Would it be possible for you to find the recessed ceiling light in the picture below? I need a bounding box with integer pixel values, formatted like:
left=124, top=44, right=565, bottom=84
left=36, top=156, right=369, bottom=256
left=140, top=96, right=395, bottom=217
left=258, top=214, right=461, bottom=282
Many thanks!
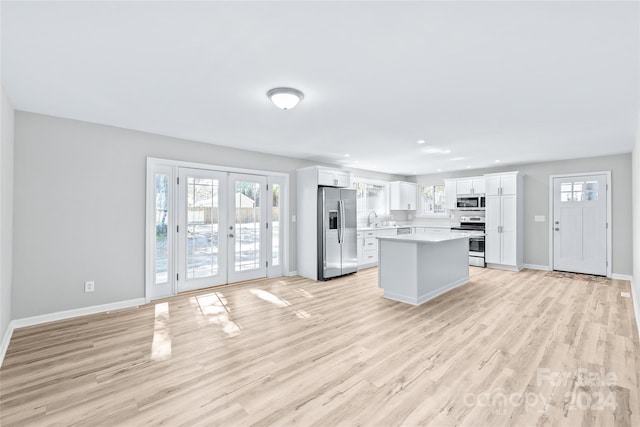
left=466, top=166, right=471, bottom=169
left=267, top=87, right=304, bottom=110
left=412, top=171, right=417, bottom=174
left=494, top=160, right=501, bottom=163
left=417, top=140, right=426, bottom=144
left=345, top=154, right=350, bottom=157
left=450, top=157, right=464, bottom=161
left=422, top=147, right=451, bottom=155
left=437, top=169, right=442, bottom=172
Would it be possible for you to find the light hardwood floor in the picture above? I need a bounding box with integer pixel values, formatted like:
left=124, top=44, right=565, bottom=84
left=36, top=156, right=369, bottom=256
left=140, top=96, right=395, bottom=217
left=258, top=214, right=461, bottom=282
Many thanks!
left=1, top=267, right=638, bottom=426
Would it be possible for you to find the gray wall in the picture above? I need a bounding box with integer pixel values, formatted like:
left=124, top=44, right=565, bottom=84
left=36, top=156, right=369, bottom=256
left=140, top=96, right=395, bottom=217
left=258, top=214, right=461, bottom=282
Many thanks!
left=12, top=111, right=403, bottom=318
left=414, top=154, right=633, bottom=275
left=1, top=87, right=15, bottom=340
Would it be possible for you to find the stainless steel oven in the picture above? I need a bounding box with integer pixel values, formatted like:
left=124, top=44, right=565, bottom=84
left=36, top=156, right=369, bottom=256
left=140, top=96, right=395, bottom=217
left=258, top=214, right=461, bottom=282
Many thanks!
left=451, top=215, right=485, bottom=267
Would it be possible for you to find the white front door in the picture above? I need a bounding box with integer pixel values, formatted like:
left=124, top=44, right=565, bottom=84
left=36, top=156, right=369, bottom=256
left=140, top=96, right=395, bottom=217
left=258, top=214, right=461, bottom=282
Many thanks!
left=227, top=173, right=267, bottom=283
left=178, top=169, right=228, bottom=292
left=553, top=174, right=607, bottom=275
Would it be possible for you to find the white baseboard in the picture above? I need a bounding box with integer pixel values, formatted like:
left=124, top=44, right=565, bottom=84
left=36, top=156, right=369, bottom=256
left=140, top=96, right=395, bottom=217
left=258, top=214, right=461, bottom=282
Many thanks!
left=611, top=273, right=633, bottom=281
left=285, top=271, right=297, bottom=277
left=522, top=264, right=551, bottom=271
left=383, top=276, right=470, bottom=306
left=486, top=263, right=521, bottom=272
left=631, top=278, right=640, bottom=344
left=0, top=321, right=15, bottom=368
left=0, top=298, right=146, bottom=368
left=11, top=298, right=146, bottom=329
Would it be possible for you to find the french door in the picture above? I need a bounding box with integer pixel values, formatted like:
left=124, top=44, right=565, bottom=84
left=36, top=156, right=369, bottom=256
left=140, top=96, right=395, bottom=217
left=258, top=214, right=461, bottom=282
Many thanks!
left=146, top=166, right=286, bottom=299
left=227, top=173, right=267, bottom=283
left=147, top=162, right=286, bottom=300
left=177, top=169, right=228, bottom=292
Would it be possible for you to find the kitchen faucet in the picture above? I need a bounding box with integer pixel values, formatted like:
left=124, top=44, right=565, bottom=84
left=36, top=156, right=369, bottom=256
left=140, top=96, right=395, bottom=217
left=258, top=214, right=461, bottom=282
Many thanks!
left=367, top=210, right=378, bottom=227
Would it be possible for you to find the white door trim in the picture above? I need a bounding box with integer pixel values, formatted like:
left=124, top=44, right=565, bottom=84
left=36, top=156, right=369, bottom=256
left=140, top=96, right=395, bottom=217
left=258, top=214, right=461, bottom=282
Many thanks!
left=145, top=158, right=290, bottom=303
left=548, top=170, right=612, bottom=277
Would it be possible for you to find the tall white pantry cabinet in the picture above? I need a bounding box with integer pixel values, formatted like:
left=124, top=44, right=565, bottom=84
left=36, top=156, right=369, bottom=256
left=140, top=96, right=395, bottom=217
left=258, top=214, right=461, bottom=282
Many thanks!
left=484, top=171, right=524, bottom=270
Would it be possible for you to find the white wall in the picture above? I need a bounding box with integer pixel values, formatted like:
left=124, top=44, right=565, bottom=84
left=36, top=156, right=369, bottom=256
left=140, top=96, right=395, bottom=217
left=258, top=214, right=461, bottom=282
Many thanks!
left=12, top=112, right=404, bottom=319
left=0, top=87, right=15, bottom=342
left=414, top=154, right=633, bottom=275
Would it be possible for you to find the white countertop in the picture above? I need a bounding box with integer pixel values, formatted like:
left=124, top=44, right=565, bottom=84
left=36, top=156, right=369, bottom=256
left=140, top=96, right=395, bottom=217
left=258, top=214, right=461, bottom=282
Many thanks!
left=358, top=225, right=450, bottom=232
left=376, top=232, right=470, bottom=243
left=358, top=226, right=404, bottom=231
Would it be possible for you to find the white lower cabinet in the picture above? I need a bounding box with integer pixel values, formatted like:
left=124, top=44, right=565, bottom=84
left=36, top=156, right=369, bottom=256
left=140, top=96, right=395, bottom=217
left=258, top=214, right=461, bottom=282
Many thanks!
left=358, top=228, right=397, bottom=268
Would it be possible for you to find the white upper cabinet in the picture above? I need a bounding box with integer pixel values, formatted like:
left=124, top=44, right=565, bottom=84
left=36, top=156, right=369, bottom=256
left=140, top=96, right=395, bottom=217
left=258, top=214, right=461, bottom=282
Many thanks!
left=444, top=180, right=457, bottom=210
left=317, top=168, right=351, bottom=188
left=486, top=172, right=517, bottom=196
left=456, top=178, right=472, bottom=195
left=472, top=178, right=486, bottom=194
left=456, top=177, right=485, bottom=195
left=390, top=181, right=417, bottom=210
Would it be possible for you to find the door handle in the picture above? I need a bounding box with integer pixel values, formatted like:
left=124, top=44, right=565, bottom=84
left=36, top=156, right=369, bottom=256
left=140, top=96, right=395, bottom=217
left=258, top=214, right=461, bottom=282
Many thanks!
left=554, top=228, right=559, bottom=231
left=229, top=233, right=234, bottom=238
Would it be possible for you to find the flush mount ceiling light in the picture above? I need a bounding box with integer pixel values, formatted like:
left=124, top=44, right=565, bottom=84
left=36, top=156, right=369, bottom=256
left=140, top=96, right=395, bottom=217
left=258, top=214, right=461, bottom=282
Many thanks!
left=267, top=87, right=304, bottom=110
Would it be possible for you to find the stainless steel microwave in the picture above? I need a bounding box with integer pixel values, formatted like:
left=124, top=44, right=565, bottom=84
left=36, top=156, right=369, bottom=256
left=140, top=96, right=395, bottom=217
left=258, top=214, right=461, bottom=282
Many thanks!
left=456, top=196, right=485, bottom=210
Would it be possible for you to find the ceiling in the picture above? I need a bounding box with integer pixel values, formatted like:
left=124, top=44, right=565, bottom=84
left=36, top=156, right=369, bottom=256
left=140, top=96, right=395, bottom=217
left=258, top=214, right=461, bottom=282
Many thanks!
left=2, top=1, right=638, bottom=175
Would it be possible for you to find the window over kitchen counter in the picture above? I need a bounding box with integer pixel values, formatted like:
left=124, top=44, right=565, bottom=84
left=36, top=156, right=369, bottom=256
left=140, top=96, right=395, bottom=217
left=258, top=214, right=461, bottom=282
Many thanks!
left=418, top=184, right=447, bottom=215
left=353, top=177, right=389, bottom=218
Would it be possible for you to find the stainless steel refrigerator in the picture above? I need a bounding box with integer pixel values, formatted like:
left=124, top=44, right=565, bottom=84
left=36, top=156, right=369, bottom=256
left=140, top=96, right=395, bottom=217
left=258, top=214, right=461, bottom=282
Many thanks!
left=317, top=187, right=358, bottom=280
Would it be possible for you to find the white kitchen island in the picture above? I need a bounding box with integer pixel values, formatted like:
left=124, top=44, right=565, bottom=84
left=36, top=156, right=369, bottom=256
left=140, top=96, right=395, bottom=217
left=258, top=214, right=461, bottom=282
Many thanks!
left=377, top=233, right=470, bottom=305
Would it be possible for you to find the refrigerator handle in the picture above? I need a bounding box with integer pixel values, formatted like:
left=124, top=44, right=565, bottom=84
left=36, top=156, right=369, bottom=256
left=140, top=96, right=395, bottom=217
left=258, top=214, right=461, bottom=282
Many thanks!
left=337, top=200, right=343, bottom=244
left=341, top=200, right=346, bottom=244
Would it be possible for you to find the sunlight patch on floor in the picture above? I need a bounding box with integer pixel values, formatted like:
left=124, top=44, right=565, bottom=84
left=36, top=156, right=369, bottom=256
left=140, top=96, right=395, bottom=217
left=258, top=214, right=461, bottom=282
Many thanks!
left=250, top=288, right=312, bottom=320
left=192, top=293, right=242, bottom=337
left=151, top=302, right=172, bottom=361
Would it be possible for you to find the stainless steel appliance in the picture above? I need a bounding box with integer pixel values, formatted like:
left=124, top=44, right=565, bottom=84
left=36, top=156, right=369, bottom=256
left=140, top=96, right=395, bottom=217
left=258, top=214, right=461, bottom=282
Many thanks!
left=456, top=195, right=485, bottom=210
left=318, top=187, right=358, bottom=280
left=451, top=215, right=486, bottom=267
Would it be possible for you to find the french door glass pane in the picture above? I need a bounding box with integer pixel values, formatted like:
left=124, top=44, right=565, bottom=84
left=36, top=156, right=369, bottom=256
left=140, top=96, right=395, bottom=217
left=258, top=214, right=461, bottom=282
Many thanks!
left=272, top=184, right=280, bottom=266
left=235, top=181, right=261, bottom=271
left=155, top=174, right=169, bottom=284
left=187, top=177, right=219, bottom=279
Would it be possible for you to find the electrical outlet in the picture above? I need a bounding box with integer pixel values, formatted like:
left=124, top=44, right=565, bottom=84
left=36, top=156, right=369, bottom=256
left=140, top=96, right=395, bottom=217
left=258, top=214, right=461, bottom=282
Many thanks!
left=621, top=291, right=630, bottom=298
left=84, top=281, right=95, bottom=293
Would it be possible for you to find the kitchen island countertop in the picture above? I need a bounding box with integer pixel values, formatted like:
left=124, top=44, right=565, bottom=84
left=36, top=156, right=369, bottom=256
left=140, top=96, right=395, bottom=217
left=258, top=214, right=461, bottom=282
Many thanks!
left=376, top=232, right=469, bottom=243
